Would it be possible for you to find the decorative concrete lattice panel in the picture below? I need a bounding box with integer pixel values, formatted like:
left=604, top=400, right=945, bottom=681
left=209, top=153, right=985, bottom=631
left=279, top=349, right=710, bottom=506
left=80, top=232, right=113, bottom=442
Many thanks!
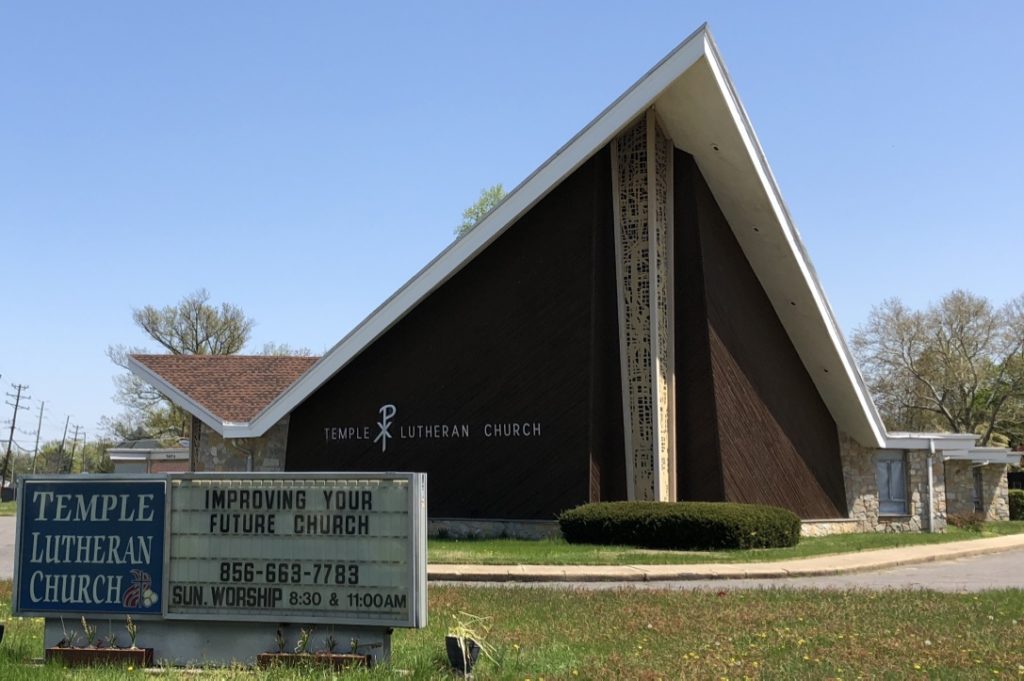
left=652, top=119, right=674, bottom=501
left=611, top=109, right=674, bottom=501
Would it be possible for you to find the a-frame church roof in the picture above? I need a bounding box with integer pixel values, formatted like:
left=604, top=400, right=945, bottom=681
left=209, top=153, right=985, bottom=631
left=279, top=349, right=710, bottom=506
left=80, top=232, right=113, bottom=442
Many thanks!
left=131, top=25, right=894, bottom=447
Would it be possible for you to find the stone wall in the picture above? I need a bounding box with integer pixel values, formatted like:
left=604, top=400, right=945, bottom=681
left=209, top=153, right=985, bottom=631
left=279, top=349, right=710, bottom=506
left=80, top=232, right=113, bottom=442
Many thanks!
left=195, top=416, right=291, bottom=472
left=837, top=432, right=878, bottom=531
left=987, top=465, right=1011, bottom=521
left=944, top=461, right=1010, bottom=521
left=800, top=519, right=861, bottom=538
left=837, top=432, right=946, bottom=533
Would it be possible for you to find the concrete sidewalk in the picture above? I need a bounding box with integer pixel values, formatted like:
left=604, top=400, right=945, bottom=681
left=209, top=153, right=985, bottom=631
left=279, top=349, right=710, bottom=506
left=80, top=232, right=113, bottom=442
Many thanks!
left=427, top=533, right=1024, bottom=583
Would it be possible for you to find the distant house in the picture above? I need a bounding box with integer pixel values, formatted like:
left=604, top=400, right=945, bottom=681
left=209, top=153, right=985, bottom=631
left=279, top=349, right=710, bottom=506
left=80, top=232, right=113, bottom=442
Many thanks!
left=128, top=26, right=1019, bottom=535
left=107, top=438, right=190, bottom=474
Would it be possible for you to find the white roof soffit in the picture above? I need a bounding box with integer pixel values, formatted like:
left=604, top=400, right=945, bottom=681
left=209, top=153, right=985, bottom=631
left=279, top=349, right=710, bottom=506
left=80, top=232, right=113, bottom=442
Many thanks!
left=169, top=25, right=888, bottom=445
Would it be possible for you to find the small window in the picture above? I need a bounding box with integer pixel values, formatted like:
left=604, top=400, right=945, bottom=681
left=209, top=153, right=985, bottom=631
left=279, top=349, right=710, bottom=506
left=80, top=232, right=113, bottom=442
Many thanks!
left=876, top=451, right=908, bottom=515
left=972, top=467, right=984, bottom=513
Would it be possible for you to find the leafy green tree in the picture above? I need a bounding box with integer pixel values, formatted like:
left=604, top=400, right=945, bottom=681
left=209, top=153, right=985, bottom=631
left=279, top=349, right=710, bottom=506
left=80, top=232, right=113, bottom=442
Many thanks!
left=33, top=441, right=69, bottom=474
left=852, top=290, right=1024, bottom=444
left=455, top=184, right=506, bottom=237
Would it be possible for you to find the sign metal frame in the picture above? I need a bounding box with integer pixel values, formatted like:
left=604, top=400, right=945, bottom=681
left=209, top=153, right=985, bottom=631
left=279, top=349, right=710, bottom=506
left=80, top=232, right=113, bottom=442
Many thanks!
left=13, top=472, right=427, bottom=630
left=162, top=471, right=427, bottom=628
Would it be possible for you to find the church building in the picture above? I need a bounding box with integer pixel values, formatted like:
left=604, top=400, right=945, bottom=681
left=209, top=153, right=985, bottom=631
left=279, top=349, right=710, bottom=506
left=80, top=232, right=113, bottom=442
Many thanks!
left=130, top=26, right=1019, bottom=536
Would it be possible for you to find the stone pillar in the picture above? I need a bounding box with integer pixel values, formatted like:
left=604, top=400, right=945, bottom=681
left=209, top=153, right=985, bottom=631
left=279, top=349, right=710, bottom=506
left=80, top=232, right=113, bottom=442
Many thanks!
left=195, top=416, right=291, bottom=472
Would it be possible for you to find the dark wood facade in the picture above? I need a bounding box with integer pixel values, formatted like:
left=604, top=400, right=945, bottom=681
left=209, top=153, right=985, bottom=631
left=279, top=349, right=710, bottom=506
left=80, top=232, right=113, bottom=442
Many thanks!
left=673, top=150, right=846, bottom=518
left=285, top=148, right=625, bottom=520
left=285, top=145, right=846, bottom=521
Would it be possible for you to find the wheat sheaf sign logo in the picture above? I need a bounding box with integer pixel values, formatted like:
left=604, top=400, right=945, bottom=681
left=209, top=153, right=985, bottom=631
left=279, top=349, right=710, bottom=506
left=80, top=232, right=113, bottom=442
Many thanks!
left=323, top=403, right=543, bottom=453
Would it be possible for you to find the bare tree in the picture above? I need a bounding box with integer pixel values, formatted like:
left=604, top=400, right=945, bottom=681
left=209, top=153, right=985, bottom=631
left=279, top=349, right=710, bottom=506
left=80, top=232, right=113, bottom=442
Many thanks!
left=106, top=289, right=255, bottom=440
left=132, top=288, right=253, bottom=355
left=853, top=290, right=1024, bottom=445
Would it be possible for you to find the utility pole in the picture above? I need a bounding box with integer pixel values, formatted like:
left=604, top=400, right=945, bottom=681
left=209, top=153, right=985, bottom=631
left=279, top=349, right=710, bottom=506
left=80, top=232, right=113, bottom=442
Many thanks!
left=2, top=383, right=30, bottom=488
left=67, top=424, right=81, bottom=474
left=56, top=416, right=69, bottom=475
left=31, top=400, right=44, bottom=473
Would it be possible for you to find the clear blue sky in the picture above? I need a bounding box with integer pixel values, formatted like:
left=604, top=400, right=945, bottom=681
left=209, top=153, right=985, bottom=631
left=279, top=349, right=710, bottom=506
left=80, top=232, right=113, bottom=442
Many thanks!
left=2, top=2, right=1022, bottom=446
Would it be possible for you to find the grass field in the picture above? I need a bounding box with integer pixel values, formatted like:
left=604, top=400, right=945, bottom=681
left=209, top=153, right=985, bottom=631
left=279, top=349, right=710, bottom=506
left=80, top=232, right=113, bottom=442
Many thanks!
left=428, top=521, right=1024, bottom=565
left=0, top=501, right=15, bottom=517
left=2, top=580, right=1023, bottom=679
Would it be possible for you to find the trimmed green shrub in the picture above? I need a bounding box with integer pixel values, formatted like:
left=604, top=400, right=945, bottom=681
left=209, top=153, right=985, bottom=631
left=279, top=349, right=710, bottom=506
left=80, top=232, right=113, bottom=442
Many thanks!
left=558, top=501, right=801, bottom=550
left=1009, top=489, right=1024, bottom=521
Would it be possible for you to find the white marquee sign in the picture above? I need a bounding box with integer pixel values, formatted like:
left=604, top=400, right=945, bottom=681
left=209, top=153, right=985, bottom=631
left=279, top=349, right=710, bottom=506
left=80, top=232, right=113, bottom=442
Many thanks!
left=165, top=473, right=426, bottom=627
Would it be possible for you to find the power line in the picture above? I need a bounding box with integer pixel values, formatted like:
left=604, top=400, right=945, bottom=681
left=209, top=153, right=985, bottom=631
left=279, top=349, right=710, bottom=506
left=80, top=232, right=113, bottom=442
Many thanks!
left=1, top=383, right=30, bottom=487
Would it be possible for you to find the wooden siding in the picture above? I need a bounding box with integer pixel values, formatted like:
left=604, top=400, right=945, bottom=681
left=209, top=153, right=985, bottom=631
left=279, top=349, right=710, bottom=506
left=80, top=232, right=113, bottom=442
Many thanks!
left=672, top=151, right=724, bottom=502
left=285, top=148, right=623, bottom=520
left=674, top=150, right=846, bottom=518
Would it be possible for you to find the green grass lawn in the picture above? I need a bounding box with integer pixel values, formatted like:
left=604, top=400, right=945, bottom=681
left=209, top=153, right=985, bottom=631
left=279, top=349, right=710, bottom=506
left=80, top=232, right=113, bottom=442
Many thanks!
left=0, top=501, right=15, bottom=517
left=2, top=580, right=1023, bottom=679
left=428, top=521, right=1024, bottom=565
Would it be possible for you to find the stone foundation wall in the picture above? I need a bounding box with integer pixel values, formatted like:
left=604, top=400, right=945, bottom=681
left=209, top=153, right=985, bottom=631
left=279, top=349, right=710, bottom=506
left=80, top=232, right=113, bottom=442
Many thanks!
left=838, top=432, right=946, bottom=533
left=196, top=416, right=291, bottom=472
left=800, top=519, right=862, bottom=538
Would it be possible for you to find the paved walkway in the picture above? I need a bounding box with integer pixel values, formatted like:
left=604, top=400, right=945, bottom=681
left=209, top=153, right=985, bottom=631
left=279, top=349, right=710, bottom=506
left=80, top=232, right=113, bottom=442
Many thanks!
left=427, top=533, right=1024, bottom=583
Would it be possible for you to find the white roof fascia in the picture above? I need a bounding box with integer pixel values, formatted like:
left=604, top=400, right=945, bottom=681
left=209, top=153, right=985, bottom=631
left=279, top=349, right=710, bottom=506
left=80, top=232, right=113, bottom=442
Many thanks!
left=884, top=433, right=980, bottom=450
left=240, top=26, right=711, bottom=439
left=107, top=451, right=148, bottom=461
left=941, top=449, right=1022, bottom=466
left=127, top=356, right=228, bottom=436
left=698, top=34, right=888, bottom=448
left=108, top=447, right=189, bottom=461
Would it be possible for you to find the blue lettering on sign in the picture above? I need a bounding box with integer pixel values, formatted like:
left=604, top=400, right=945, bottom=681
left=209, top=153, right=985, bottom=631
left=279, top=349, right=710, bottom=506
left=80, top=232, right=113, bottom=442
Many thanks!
left=16, top=479, right=166, bottom=616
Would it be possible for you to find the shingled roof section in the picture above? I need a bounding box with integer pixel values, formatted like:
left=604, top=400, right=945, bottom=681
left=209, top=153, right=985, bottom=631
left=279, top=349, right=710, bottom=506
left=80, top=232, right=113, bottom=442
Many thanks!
left=130, top=355, right=319, bottom=423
